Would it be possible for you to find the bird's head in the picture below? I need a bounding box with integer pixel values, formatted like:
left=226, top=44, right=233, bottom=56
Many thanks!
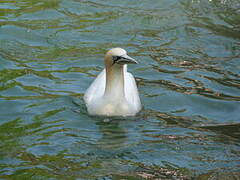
left=104, top=48, right=138, bottom=68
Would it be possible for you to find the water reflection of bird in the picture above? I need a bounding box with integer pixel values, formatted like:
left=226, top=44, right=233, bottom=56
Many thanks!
left=84, top=48, right=141, bottom=116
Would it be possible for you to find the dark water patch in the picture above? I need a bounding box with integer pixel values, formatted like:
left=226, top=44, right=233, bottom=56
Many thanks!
left=198, top=123, right=240, bottom=142
left=138, top=77, right=240, bottom=101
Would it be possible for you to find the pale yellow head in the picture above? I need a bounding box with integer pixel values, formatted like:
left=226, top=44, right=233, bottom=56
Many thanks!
left=104, top=48, right=138, bottom=69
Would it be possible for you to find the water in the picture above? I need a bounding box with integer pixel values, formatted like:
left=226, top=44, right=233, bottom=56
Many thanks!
left=0, top=0, right=240, bottom=179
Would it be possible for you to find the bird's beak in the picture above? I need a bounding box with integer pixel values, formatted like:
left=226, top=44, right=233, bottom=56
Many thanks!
left=117, top=54, right=138, bottom=65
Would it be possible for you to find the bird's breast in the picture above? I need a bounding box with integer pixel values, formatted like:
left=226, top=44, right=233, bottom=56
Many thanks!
left=87, top=97, right=136, bottom=116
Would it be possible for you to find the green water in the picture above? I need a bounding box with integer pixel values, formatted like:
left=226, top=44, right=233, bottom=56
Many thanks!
left=0, top=0, right=240, bottom=179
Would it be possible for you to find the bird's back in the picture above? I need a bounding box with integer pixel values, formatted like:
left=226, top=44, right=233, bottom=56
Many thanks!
left=83, top=69, right=106, bottom=105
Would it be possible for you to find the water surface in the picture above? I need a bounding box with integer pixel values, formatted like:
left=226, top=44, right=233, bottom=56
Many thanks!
left=0, top=0, right=240, bottom=179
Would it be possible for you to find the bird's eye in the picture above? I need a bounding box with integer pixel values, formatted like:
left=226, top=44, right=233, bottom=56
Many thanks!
left=112, top=56, right=122, bottom=62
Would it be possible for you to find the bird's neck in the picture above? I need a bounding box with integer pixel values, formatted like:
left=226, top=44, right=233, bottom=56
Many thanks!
left=104, top=65, right=125, bottom=98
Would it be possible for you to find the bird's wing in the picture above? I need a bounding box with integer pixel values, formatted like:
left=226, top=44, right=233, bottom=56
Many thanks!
left=124, top=71, right=142, bottom=112
left=84, top=69, right=106, bottom=104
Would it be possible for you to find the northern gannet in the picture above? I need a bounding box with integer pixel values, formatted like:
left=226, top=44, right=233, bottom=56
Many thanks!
left=84, top=48, right=141, bottom=116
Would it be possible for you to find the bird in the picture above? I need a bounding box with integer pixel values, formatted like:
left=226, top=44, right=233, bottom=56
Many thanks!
left=84, top=47, right=141, bottom=116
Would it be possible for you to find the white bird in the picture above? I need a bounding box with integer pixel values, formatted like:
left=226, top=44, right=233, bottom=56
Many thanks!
left=84, top=48, right=141, bottom=116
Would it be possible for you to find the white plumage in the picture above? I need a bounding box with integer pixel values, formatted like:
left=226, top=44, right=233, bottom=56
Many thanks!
left=84, top=48, right=141, bottom=116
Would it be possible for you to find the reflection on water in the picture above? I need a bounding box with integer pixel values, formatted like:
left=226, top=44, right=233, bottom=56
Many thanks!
left=0, top=0, right=240, bottom=179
